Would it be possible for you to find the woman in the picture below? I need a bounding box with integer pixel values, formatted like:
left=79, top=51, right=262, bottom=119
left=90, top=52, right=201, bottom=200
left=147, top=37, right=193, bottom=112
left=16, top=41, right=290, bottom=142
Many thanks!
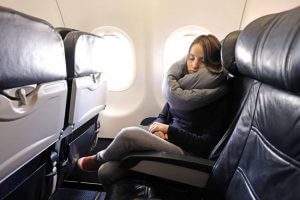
left=77, top=34, right=228, bottom=185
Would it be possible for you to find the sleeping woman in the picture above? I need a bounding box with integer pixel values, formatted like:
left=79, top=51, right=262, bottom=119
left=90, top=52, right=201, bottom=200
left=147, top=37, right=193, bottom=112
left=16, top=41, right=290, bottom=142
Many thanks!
left=77, top=34, right=228, bottom=185
left=154, top=34, right=228, bottom=155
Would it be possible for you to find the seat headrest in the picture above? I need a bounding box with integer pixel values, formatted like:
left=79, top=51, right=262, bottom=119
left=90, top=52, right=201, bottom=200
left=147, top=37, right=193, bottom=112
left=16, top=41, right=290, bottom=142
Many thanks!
left=63, top=31, right=103, bottom=78
left=221, top=30, right=241, bottom=76
left=236, top=6, right=300, bottom=93
left=0, top=6, right=67, bottom=90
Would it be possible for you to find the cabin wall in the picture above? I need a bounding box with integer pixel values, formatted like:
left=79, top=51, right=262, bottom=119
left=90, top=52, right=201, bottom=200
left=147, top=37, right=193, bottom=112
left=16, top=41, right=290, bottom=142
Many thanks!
left=0, top=0, right=64, bottom=27
left=241, top=0, right=300, bottom=28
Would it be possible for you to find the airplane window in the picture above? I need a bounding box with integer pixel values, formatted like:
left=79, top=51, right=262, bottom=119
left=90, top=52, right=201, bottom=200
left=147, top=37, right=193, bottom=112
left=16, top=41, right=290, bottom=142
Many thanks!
left=93, top=26, right=135, bottom=91
left=163, top=26, right=210, bottom=74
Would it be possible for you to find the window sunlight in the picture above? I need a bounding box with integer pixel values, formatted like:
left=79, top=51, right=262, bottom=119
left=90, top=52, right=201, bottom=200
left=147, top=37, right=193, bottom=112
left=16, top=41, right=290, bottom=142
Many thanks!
left=93, top=26, right=135, bottom=91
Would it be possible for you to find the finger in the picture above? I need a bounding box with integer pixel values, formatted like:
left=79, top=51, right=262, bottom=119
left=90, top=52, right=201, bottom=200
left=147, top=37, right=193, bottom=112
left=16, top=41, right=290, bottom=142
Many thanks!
left=148, top=123, right=155, bottom=132
left=149, top=126, right=156, bottom=133
left=156, top=131, right=165, bottom=139
left=165, top=133, right=168, bottom=140
left=158, top=131, right=164, bottom=138
left=153, top=132, right=160, bottom=137
left=160, top=133, right=166, bottom=139
left=156, top=131, right=167, bottom=140
left=150, top=124, right=159, bottom=133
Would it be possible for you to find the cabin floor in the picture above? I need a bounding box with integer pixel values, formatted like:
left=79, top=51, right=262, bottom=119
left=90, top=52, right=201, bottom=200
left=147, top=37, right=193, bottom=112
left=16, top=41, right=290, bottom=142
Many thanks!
left=51, top=138, right=112, bottom=200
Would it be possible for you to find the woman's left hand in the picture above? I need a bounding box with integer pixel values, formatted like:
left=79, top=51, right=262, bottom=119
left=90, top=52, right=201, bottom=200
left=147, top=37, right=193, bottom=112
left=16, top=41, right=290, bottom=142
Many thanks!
left=149, top=122, right=169, bottom=134
left=153, top=131, right=168, bottom=140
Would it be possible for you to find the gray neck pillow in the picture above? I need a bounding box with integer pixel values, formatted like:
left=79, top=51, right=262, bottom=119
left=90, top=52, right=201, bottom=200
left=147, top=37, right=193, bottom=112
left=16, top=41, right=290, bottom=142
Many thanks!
left=162, top=57, right=228, bottom=111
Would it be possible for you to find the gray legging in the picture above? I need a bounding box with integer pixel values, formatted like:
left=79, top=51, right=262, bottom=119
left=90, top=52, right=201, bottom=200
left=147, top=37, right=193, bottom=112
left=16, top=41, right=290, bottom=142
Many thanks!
left=96, top=126, right=184, bottom=185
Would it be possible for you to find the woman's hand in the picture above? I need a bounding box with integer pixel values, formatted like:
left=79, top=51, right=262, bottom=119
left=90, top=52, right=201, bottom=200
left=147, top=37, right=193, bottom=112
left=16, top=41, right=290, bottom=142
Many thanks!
left=153, top=131, right=168, bottom=140
left=149, top=122, right=169, bottom=139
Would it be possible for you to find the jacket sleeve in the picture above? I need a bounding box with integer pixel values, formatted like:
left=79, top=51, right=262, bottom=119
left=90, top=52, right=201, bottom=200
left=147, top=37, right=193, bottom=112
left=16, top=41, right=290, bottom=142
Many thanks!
left=167, top=96, right=229, bottom=157
left=167, top=126, right=216, bottom=157
left=155, top=103, right=172, bottom=124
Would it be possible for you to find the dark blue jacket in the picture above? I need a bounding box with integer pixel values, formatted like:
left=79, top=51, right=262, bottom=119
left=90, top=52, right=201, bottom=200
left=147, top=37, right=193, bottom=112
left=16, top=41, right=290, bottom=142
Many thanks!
left=156, top=95, right=228, bottom=157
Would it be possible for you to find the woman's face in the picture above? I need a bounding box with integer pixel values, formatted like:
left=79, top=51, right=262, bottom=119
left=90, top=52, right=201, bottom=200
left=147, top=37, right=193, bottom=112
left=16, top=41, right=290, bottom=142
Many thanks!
left=187, top=43, right=206, bottom=74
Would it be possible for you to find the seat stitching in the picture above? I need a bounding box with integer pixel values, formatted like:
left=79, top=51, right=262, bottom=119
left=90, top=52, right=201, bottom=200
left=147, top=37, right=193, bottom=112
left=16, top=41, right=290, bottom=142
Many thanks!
left=236, top=167, right=260, bottom=200
left=251, top=126, right=300, bottom=169
left=223, top=82, right=262, bottom=195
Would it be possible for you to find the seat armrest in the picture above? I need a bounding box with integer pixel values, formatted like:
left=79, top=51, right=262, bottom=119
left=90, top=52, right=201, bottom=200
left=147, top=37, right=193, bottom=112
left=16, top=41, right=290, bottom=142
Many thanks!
left=140, top=117, right=157, bottom=126
left=119, top=151, right=214, bottom=188
left=120, top=151, right=214, bottom=173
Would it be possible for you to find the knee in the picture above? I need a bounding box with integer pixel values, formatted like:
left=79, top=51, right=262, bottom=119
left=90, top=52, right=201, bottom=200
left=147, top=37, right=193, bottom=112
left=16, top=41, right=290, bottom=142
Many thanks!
left=117, top=126, right=141, bottom=141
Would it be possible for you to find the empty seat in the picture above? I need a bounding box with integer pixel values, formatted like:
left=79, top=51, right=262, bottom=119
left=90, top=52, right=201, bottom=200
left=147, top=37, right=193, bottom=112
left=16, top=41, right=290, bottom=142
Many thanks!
left=56, top=31, right=107, bottom=180
left=0, top=6, right=67, bottom=199
left=63, top=31, right=106, bottom=131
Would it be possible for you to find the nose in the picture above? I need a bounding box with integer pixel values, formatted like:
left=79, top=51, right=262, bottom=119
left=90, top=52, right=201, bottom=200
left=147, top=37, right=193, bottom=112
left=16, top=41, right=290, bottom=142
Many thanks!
left=192, top=59, right=200, bottom=69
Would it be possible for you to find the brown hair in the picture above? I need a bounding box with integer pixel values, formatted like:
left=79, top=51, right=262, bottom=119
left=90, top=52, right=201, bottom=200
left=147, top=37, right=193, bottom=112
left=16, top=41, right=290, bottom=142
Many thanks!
left=188, top=34, right=223, bottom=73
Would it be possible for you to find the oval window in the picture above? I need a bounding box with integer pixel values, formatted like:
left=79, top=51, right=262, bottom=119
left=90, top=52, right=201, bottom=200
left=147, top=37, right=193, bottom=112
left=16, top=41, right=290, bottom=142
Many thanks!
left=93, top=26, right=136, bottom=91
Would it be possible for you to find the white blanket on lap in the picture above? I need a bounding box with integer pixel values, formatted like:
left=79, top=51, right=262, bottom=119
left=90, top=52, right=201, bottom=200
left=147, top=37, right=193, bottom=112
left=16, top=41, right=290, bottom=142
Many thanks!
left=162, top=57, right=228, bottom=111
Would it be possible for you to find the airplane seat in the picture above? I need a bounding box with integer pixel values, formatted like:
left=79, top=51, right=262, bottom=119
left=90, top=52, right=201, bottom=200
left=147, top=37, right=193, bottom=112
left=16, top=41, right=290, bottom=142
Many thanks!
left=208, top=30, right=256, bottom=160
left=0, top=6, right=67, bottom=200
left=205, top=6, right=300, bottom=199
left=56, top=31, right=107, bottom=182
left=106, top=6, right=300, bottom=199
left=103, top=31, right=256, bottom=199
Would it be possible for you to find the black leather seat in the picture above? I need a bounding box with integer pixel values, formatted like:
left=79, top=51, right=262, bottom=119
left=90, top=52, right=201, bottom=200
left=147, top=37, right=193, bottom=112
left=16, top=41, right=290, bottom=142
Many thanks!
left=205, top=6, right=300, bottom=199
left=208, top=30, right=255, bottom=160
left=106, top=6, right=300, bottom=200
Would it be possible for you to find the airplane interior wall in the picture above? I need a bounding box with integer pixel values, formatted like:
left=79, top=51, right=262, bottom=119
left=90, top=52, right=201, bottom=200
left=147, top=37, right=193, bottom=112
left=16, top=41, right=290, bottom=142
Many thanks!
left=0, top=0, right=299, bottom=138
left=0, top=0, right=64, bottom=26
left=241, top=0, right=300, bottom=28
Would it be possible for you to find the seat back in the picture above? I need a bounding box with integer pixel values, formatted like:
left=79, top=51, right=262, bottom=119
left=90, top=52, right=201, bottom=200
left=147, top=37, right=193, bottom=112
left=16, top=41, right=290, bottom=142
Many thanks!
left=55, top=31, right=107, bottom=180
left=208, top=30, right=255, bottom=160
left=63, top=31, right=107, bottom=131
left=0, top=6, right=67, bottom=199
left=206, top=6, right=300, bottom=200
